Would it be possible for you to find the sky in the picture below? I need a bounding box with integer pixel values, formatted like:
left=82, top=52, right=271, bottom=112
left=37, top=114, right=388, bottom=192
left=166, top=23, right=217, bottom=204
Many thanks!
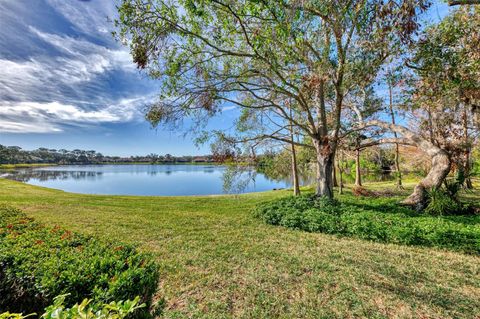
left=0, top=0, right=452, bottom=156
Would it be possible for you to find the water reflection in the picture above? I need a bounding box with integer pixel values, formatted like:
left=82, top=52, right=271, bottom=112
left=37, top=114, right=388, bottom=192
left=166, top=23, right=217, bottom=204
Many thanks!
left=0, top=165, right=289, bottom=196
left=4, top=169, right=103, bottom=183
left=0, top=164, right=409, bottom=196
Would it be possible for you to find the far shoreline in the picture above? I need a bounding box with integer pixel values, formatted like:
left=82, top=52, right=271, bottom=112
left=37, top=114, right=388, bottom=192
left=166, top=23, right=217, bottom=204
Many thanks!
left=0, top=162, right=230, bottom=169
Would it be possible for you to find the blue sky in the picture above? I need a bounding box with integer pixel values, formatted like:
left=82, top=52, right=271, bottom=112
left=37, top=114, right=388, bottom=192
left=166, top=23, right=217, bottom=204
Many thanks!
left=0, top=0, right=451, bottom=156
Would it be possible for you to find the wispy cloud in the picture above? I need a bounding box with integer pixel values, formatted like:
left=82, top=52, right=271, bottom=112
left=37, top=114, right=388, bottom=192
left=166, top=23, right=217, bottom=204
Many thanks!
left=222, top=105, right=237, bottom=112
left=46, top=0, right=118, bottom=37
left=30, top=27, right=135, bottom=73
left=0, top=0, right=155, bottom=134
left=0, top=97, right=155, bottom=133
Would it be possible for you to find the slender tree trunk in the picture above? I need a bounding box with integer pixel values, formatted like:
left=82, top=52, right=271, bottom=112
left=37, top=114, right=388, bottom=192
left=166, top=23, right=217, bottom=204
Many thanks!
left=250, top=146, right=257, bottom=162
left=394, top=143, right=403, bottom=189
left=289, top=119, right=300, bottom=196
left=333, top=162, right=338, bottom=187
left=463, top=105, right=473, bottom=189
left=355, top=148, right=362, bottom=187
left=338, top=153, right=344, bottom=195
left=388, top=81, right=403, bottom=189
left=290, top=142, right=300, bottom=195
left=313, top=139, right=334, bottom=199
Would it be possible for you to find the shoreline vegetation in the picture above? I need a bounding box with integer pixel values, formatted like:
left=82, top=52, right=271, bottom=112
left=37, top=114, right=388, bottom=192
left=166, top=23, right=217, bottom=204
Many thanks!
left=0, top=162, right=226, bottom=169
left=0, top=178, right=479, bottom=318
left=0, top=144, right=221, bottom=168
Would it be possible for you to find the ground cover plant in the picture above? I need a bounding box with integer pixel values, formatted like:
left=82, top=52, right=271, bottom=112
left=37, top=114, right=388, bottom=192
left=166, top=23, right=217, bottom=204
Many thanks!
left=0, top=179, right=479, bottom=318
left=0, top=295, right=144, bottom=319
left=0, top=205, right=159, bottom=317
left=254, top=192, right=480, bottom=254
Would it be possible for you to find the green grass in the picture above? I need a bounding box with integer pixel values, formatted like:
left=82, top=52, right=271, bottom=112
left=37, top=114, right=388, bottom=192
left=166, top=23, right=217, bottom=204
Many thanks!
left=0, top=178, right=479, bottom=318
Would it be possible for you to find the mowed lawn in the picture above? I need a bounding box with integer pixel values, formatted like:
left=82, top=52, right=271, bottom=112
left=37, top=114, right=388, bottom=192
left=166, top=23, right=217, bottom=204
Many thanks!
left=0, top=178, right=479, bottom=318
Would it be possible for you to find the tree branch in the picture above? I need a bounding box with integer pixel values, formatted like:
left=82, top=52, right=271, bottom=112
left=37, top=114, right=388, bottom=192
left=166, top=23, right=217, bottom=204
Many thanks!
left=448, top=0, right=480, bottom=6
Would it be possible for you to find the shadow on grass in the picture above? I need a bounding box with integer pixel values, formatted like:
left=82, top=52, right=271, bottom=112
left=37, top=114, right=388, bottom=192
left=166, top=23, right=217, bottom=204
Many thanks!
left=340, top=192, right=480, bottom=227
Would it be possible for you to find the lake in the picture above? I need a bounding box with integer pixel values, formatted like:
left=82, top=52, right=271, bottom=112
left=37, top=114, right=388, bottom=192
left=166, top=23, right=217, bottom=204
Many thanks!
left=1, top=164, right=290, bottom=196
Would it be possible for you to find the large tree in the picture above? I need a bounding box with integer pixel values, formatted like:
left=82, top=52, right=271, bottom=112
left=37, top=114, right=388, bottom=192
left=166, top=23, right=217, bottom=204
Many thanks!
left=412, top=5, right=479, bottom=184
left=116, top=0, right=429, bottom=198
left=353, top=5, right=479, bottom=206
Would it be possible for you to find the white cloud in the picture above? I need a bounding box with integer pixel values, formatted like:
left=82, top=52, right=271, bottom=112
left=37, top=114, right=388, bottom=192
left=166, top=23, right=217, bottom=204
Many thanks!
left=0, top=120, right=62, bottom=134
left=222, top=105, right=237, bottom=112
left=0, top=1, right=157, bottom=135
left=0, top=97, right=153, bottom=133
left=46, top=0, right=118, bottom=37
left=31, top=27, right=135, bottom=74
left=0, top=27, right=135, bottom=101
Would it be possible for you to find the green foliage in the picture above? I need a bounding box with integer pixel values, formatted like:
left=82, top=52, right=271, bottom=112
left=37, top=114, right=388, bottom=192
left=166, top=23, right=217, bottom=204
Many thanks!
left=424, top=187, right=461, bottom=216
left=474, top=159, right=480, bottom=176
left=254, top=194, right=338, bottom=225
left=255, top=195, right=480, bottom=254
left=424, top=173, right=475, bottom=216
left=0, top=314, right=33, bottom=319
left=0, top=295, right=143, bottom=319
left=41, top=294, right=144, bottom=319
left=0, top=206, right=159, bottom=316
left=256, top=148, right=312, bottom=183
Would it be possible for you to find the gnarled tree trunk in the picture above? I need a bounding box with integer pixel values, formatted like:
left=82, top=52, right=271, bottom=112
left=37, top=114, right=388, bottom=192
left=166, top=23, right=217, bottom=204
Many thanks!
left=401, top=148, right=450, bottom=207
left=359, top=120, right=452, bottom=207
left=313, top=139, right=334, bottom=199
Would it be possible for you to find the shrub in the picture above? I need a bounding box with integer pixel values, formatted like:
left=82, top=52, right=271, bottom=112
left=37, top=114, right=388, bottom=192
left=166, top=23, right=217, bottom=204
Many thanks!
left=254, top=195, right=480, bottom=254
left=424, top=187, right=461, bottom=216
left=254, top=194, right=337, bottom=225
left=0, top=205, right=160, bottom=317
left=0, top=295, right=144, bottom=319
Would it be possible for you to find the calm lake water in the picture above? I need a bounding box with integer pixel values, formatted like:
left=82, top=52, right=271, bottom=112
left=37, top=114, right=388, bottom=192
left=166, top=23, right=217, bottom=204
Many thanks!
left=1, top=165, right=290, bottom=196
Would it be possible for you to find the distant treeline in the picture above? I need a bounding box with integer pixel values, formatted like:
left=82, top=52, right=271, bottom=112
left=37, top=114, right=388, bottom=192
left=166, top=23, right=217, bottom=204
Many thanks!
left=0, top=145, right=215, bottom=165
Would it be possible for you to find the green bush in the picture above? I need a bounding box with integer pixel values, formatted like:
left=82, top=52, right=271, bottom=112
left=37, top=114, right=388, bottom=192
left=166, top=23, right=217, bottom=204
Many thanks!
left=0, top=206, right=160, bottom=316
left=424, top=187, right=461, bottom=216
left=1, top=294, right=144, bottom=319
left=254, top=195, right=480, bottom=254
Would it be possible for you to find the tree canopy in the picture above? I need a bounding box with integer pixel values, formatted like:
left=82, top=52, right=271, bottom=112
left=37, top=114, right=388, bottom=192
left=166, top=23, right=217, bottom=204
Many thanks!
left=116, top=0, right=430, bottom=199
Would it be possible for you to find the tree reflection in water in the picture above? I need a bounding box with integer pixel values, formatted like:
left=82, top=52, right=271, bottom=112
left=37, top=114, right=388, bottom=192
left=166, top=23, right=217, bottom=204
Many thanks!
left=3, top=169, right=103, bottom=183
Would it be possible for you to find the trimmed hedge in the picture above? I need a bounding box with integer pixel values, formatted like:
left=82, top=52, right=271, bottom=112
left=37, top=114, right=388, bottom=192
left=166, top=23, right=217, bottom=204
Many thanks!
left=254, top=195, right=480, bottom=254
left=0, top=205, right=159, bottom=316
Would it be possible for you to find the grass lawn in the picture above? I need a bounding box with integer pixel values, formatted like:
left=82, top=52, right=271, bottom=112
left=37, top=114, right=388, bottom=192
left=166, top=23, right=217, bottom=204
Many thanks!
left=0, top=178, right=479, bottom=318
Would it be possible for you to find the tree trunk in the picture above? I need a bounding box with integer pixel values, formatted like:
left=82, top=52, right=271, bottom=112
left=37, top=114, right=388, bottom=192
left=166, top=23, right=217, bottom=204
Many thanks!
left=463, top=105, right=473, bottom=189
left=464, top=150, right=473, bottom=189
left=448, top=0, right=480, bottom=6
left=359, top=120, right=452, bottom=207
left=388, top=82, right=403, bottom=189
left=355, top=148, right=362, bottom=187
left=401, top=148, right=451, bottom=208
left=394, top=143, right=403, bottom=189
left=333, top=159, right=338, bottom=187
left=338, top=154, right=344, bottom=195
left=290, top=134, right=300, bottom=196
left=289, top=105, right=300, bottom=196
left=313, top=139, right=334, bottom=199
